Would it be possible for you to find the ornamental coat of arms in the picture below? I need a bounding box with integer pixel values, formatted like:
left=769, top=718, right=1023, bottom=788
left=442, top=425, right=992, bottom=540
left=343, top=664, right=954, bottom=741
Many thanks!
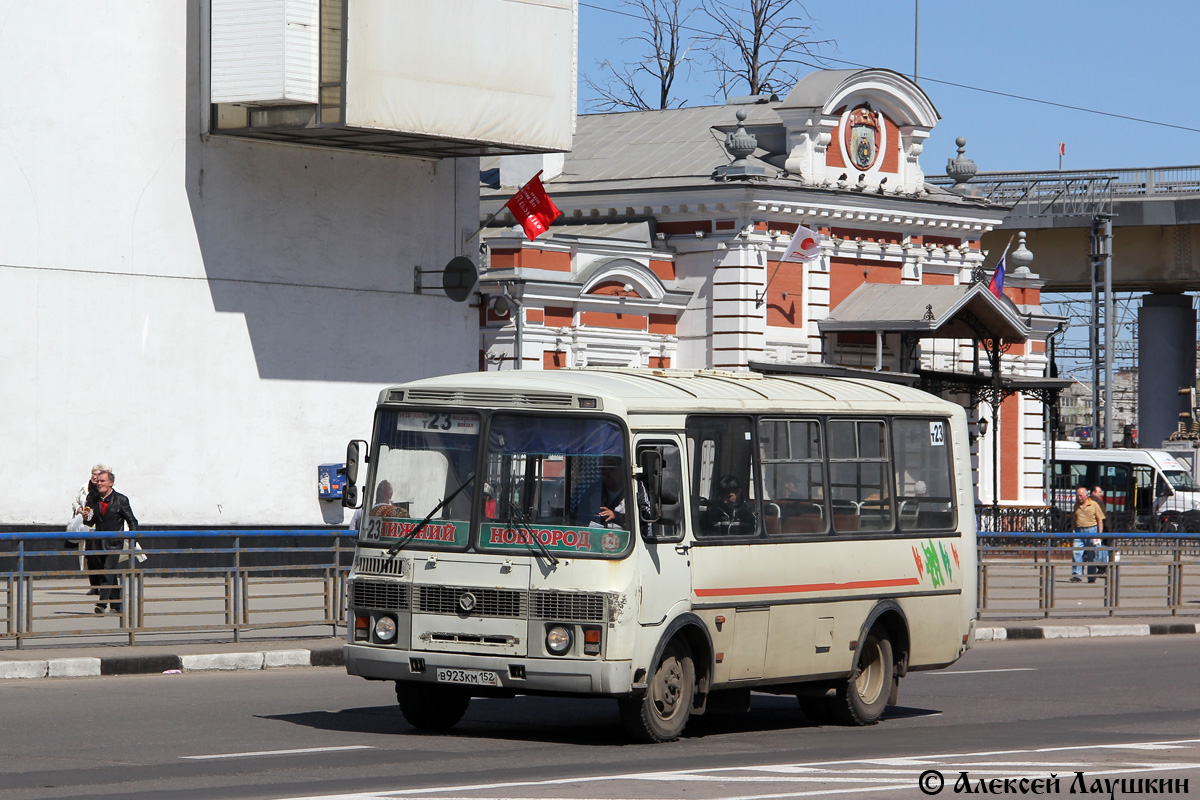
left=845, top=105, right=881, bottom=171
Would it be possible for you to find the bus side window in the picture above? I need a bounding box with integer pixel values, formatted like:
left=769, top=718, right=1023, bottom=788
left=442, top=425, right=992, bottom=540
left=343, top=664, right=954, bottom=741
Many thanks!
left=893, top=418, right=955, bottom=532
left=637, top=442, right=683, bottom=541
left=828, top=419, right=893, bottom=533
left=1156, top=474, right=1172, bottom=499
left=759, top=418, right=828, bottom=535
left=686, top=416, right=757, bottom=538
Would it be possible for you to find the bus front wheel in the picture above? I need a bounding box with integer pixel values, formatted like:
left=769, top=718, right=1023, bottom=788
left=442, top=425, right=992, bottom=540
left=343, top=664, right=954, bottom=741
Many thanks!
left=829, top=632, right=893, bottom=726
left=619, top=639, right=695, bottom=742
left=395, top=681, right=470, bottom=731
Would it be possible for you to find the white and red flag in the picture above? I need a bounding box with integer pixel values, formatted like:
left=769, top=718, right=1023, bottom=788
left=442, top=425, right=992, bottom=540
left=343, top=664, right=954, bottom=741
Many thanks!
left=780, top=224, right=825, bottom=262
left=504, top=171, right=562, bottom=240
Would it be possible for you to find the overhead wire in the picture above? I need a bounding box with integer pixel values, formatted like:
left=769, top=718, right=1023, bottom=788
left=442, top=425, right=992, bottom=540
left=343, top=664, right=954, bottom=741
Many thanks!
left=578, top=1, right=1200, bottom=134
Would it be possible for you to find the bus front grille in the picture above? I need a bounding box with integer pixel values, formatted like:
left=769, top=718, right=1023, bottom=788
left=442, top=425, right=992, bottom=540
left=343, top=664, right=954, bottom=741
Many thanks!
left=350, top=579, right=409, bottom=611
left=532, top=590, right=608, bottom=622
left=415, top=586, right=527, bottom=618
left=354, top=555, right=406, bottom=577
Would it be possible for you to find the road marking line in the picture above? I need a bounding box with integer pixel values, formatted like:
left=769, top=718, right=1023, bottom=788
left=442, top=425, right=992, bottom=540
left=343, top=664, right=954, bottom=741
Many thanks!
left=270, top=738, right=1200, bottom=800
left=183, top=745, right=373, bottom=760
left=930, top=667, right=1037, bottom=675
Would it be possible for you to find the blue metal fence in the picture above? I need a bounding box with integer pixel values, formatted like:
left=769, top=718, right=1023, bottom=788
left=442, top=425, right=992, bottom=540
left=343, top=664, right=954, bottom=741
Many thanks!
left=977, top=533, right=1200, bottom=618
left=1, top=530, right=355, bottom=648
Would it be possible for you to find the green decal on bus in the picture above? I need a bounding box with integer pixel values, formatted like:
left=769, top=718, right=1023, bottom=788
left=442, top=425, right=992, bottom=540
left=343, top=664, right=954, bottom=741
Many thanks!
left=483, top=524, right=629, bottom=555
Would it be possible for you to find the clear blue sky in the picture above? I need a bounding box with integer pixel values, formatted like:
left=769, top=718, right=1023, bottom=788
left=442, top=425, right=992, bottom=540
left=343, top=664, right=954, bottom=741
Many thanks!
left=578, top=0, right=1200, bottom=174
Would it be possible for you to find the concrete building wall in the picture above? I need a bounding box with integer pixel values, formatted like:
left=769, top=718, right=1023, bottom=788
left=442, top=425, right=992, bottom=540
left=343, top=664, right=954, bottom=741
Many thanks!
left=0, top=2, right=478, bottom=526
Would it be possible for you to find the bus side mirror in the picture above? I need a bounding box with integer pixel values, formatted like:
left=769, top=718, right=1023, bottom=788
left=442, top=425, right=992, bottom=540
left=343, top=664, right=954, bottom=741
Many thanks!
left=342, top=439, right=368, bottom=509
left=638, top=449, right=663, bottom=526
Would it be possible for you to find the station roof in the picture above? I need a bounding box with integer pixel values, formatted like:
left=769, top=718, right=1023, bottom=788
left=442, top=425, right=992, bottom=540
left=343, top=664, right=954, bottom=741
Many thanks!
left=818, top=283, right=1031, bottom=341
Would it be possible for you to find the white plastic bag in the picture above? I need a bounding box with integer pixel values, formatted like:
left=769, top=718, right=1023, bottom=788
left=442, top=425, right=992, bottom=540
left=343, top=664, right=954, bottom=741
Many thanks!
left=117, top=540, right=148, bottom=565
left=65, top=515, right=87, bottom=549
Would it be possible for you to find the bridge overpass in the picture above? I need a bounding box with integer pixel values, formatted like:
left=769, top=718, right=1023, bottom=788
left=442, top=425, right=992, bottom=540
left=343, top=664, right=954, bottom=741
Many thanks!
left=931, top=165, right=1200, bottom=291
left=929, top=165, right=1200, bottom=450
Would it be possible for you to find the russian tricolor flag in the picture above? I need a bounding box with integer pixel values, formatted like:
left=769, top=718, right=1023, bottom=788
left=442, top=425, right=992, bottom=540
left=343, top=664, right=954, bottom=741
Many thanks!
left=988, top=253, right=1006, bottom=300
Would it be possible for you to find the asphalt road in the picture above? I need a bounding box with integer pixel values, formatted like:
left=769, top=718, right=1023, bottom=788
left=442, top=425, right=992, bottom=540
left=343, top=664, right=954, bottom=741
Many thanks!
left=3, top=637, right=1200, bottom=800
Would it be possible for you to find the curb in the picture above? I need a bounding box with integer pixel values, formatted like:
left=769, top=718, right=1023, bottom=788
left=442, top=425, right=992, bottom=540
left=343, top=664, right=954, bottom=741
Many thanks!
left=0, top=646, right=344, bottom=681
left=975, top=622, right=1200, bottom=642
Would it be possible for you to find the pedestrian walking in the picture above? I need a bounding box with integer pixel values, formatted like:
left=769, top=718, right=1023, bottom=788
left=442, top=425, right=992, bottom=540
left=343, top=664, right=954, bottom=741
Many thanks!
left=1089, top=485, right=1109, bottom=581
left=80, top=469, right=138, bottom=614
left=1070, top=485, right=1104, bottom=582
left=68, top=463, right=109, bottom=593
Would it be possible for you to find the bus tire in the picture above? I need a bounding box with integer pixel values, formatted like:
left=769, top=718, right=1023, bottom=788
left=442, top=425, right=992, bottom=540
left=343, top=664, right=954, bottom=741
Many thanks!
left=395, top=681, right=470, bottom=731
left=618, top=638, right=694, bottom=742
left=829, top=632, right=893, bottom=726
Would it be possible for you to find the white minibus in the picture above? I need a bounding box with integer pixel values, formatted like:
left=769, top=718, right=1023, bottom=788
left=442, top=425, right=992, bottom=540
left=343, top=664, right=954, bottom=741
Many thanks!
left=1051, top=444, right=1200, bottom=531
left=341, top=369, right=976, bottom=741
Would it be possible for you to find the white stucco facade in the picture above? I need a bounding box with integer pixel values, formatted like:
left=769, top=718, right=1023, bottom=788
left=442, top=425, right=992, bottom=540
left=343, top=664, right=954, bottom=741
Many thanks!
left=0, top=2, right=488, bottom=526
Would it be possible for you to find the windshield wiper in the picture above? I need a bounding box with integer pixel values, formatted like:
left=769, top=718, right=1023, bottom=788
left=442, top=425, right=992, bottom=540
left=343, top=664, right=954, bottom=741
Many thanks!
left=387, top=472, right=475, bottom=557
left=504, top=499, right=559, bottom=568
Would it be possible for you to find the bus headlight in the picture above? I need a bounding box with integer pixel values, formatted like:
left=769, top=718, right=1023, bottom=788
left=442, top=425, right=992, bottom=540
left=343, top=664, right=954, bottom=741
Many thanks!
left=546, top=625, right=572, bottom=655
left=374, top=615, right=397, bottom=642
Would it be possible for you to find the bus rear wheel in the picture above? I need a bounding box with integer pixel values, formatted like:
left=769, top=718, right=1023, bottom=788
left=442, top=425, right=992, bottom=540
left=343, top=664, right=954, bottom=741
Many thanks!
left=619, top=639, right=694, bottom=742
left=395, top=681, right=470, bottom=731
left=829, top=632, right=893, bottom=726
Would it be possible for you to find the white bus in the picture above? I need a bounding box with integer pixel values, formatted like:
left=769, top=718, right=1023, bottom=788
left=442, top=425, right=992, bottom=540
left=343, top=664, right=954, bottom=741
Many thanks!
left=1051, top=444, right=1200, bottom=531
left=341, top=369, right=976, bottom=742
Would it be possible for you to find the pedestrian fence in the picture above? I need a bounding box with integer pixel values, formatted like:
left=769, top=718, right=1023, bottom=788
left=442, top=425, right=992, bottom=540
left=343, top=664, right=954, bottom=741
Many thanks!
left=1, top=530, right=354, bottom=648
left=978, top=533, right=1200, bottom=619
left=5, top=530, right=1200, bottom=649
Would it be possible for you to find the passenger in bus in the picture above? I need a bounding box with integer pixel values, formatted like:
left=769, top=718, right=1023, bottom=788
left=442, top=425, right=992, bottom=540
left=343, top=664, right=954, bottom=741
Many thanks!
left=703, top=474, right=757, bottom=535
left=571, top=457, right=646, bottom=529
left=1089, top=485, right=1109, bottom=581
left=350, top=480, right=394, bottom=531
left=1070, top=485, right=1104, bottom=582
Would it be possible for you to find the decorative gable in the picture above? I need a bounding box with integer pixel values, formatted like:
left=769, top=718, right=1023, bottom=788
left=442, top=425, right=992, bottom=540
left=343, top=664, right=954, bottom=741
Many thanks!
left=777, top=69, right=939, bottom=193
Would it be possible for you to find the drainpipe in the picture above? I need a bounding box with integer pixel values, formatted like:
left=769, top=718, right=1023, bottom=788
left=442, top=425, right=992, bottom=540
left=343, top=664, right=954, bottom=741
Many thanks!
left=503, top=284, right=524, bottom=370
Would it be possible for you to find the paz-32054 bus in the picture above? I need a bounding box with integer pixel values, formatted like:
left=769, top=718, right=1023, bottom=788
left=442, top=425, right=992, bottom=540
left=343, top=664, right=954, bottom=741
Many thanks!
left=341, top=369, right=976, bottom=742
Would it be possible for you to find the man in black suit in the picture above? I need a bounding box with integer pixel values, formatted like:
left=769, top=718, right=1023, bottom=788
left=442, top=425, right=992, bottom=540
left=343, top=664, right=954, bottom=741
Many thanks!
left=82, top=470, right=138, bottom=614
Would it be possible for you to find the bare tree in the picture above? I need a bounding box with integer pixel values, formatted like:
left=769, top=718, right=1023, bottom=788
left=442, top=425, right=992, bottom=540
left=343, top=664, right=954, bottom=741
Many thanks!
left=696, top=0, right=832, bottom=99
left=583, top=0, right=697, bottom=112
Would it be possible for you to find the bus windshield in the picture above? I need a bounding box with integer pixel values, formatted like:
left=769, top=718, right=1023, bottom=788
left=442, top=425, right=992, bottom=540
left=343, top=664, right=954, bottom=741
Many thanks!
left=479, top=414, right=634, bottom=558
left=1164, top=470, right=1198, bottom=491
left=361, top=409, right=481, bottom=550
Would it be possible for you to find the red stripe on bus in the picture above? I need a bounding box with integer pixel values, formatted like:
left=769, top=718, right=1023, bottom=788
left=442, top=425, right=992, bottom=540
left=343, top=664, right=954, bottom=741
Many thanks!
left=694, top=577, right=921, bottom=597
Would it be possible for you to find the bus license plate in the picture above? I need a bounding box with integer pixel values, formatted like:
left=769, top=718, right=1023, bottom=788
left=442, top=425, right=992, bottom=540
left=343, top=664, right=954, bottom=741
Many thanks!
left=436, top=668, right=500, bottom=687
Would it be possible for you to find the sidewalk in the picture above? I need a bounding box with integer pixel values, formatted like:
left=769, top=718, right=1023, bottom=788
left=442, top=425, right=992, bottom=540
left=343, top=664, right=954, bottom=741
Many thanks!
left=3, top=576, right=1200, bottom=681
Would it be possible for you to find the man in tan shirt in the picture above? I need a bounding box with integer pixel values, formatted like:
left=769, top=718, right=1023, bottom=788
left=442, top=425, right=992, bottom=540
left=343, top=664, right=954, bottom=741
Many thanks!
left=1070, top=486, right=1104, bottom=582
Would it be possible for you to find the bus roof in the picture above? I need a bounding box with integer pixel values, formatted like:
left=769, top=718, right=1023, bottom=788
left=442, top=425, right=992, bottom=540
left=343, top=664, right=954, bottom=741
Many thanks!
left=381, top=368, right=963, bottom=417
left=1052, top=447, right=1184, bottom=468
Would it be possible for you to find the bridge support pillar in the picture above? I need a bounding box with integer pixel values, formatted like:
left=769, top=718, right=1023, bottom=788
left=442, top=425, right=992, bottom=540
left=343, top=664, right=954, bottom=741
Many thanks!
left=1138, top=293, right=1196, bottom=447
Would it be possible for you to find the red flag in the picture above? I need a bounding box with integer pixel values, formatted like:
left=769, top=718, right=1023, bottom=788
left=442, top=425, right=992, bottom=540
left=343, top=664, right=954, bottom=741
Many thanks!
left=504, top=171, right=562, bottom=241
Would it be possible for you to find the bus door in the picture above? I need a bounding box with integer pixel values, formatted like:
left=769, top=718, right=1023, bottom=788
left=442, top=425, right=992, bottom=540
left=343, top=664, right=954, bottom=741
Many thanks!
left=1132, top=465, right=1156, bottom=524
left=634, top=436, right=690, bottom=625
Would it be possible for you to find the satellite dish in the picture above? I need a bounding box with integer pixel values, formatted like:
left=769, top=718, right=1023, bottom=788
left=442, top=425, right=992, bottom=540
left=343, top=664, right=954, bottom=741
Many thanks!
left=442, top=256, right=477, bottom=303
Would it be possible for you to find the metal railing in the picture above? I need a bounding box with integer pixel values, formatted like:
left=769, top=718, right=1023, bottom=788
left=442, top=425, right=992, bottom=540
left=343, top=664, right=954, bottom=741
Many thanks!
left=929, top=165, right=1200, bottom=200
left=1, top=530, right=354, bottom=649
left=977, top=534, right=1200, bottom=619
left=974, top=504, right=1199, bottom=535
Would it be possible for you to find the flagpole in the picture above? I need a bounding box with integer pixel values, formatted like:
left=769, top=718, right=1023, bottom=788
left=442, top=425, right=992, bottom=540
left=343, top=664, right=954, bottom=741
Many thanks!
left=994, top=234, right=1015, bottom=267
left=465, top=170, right=546, bottom=244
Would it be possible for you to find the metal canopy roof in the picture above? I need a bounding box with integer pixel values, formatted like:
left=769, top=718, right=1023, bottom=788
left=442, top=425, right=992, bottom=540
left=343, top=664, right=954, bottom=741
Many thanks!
left=818, top=283, right=1031, bottom=341
left=212, top=126, right=557, bottom=159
